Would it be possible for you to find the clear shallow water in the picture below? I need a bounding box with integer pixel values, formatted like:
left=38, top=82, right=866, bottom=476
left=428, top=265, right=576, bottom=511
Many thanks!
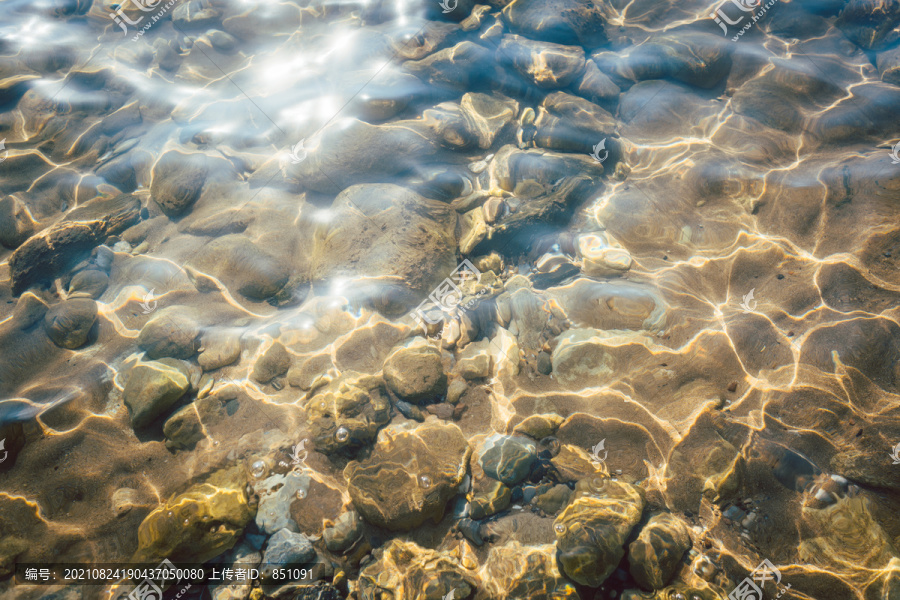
left=1, top=0, right=900, bottom=598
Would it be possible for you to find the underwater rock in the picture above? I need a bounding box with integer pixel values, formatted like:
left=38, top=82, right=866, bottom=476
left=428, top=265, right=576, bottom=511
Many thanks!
left=468, top=477, right=512, bottom=519
left=150, top=150, right=209, bottom=217
left=9, top=193, right=140, bottom=294
left=551, top=278, right=667, bottom=332
left=551, top=328, right=615, bottom=387
left=323, top=510, right=362, bottom=554
left=877, top=47, right=900, bottom=84
left=383, top=340, right=448, bottom=404
left=532, top=91, right=617, bottom=154
left=799, top=492, right=899, bottom=571
left=305, top=372, right=391, bottom=456
left=345, top=420, right=470, bottom=531
left=456, top=341, right=493, bottom=380
left=501, top=0, right=606, bottom=47
left=498, top=35, right=586, bottom=89
left=289, top=118, right=440, bottom=193
left=0, top=196, right=36, bottom=249
left=836, top=0, right=900, bottom=49
left=67, top=268, right=109, bottom=299
left=479, top=434, right=537, bottom=486
left=461, top=92, right=519, bottom=149
left=513, top=414, right=564, bottom=440
left=134, top=466, right=253, bottom=563
left=628, top=512, right=692, bottom=590
left=576, top=232, right=633, bottom=276
left=254, top=471, right=309, bottom=535
left=357, top=539, right=477, bottom=600
left=576, top=60, right=621, bottom=104
left=403, top=40, right=502, bottom=90
left=482, top=541, right=581, bottom=600
left=608, top=32, right=731, bottom=89
left=308, top=184, right=457, bottom=297
left=287, top=353, right=334, bottom=390
left=123, top=358, right=192, bottom=429
left=111, top=487, right=144, bottom=517
left=251, top=341, right=291, bottom=384
left=423, top=92, right=518, bottom=150
left=44, top=297, right=97, bottom=349
left=550, top=443, right=604, bottom=483
left=447, top=379, right=468, bottom=405
left=198, top=329, right=242, bottom=371
left=534, top=484, right=572, bottom=514
left=554, top=477, right=645, bottom=587
left=137, top=310, right=201, bottom=359
left=186, top=234, right=293, bottom=302
left=163, top=403, right=206, bottom=451
left=260, top=529, right=316, bottom=579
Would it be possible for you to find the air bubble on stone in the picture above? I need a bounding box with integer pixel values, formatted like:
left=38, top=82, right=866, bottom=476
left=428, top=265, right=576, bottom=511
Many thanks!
left=554, top=523, right=565, bottom=533
left=335, top=427, right=350, bottom=442
left=419, top=475, right=432, bottom=488
left=250, top=460, right=267, bottom=478
left=296, top=489, right=307, bottom=500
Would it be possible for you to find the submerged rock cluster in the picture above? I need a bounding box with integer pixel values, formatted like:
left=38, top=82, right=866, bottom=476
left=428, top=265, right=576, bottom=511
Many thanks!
left=1, top=0, right=900, bottom=598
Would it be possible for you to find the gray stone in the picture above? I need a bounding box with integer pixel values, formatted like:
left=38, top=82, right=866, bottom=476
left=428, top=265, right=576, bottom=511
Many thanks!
left=498, top=35, right=586, bottom=89
left=479, top=435, right=537, bottom=486
left=576, top=61, right=620, bottom=104
left=260, top=529, right=316, bottom=579
left=198, top=329, right=241, bottom=371
left=138, top=310, right=201, bottom=359
left=67, top=269, right=109, bottom=299
left=150, top=150, right=208, bottom=217
left=186, top=234, right=292, bottom=302
left=163, top=404, right=204, bottom=450
left=501, top=0, right=607, bottom=47
left=383, top=341, right=448, bottom=404
left=251, top=342, right=291, bottom=384
left=323, top=510, right=362, bottom=554
left=123, top=358, right=191, bottom=429
left=44, top=298, right=98, bottom=349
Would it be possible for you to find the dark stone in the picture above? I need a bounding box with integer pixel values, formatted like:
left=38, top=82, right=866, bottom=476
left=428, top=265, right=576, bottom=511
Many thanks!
left=150, top=150, right=208, bottom=217
left=251, top=342, right=291, bottom=384
left=501, top=0, right=607, bottom=47
left=137, top=311, right=201, bottom=359
left=44, top=297, right=98, bottom=349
